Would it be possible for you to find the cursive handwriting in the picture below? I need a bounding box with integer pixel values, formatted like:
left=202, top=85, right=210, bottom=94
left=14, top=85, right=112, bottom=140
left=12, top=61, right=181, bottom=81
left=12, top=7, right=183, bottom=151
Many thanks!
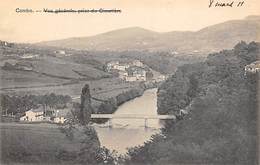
left=209, top=0, right=245, bottom=7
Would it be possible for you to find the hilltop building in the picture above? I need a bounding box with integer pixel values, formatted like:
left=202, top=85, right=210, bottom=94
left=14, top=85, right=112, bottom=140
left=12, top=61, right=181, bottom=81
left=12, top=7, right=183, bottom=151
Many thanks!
left=245, top=61, right=260, bottom=75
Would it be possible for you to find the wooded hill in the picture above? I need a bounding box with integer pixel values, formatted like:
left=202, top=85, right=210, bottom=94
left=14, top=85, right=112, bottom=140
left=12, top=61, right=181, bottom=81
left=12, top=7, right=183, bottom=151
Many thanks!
left=125, top=41, right=259, bottom=165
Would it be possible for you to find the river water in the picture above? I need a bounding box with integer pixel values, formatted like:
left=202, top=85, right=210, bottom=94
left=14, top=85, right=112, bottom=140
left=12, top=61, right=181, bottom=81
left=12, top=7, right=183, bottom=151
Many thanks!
left=93, top=88, right=162, bottom=154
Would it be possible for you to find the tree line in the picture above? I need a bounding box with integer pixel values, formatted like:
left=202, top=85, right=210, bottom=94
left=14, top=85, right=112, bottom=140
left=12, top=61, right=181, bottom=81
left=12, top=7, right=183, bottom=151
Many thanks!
left=0, top=93, right=72, bottom=116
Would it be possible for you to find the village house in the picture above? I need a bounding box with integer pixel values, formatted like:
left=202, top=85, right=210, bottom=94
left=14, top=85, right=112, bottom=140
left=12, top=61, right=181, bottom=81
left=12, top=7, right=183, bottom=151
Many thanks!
left=54, top=50, right=66, bottom=57
left=54, top=116, right=65, bottom=124
left=132, top=60, right=143, bottom=67
left=52, top=108, right=69, bottom=124
left=118, top=70, right=128, bottom=79
left=56, top=50, right=66, bottom=54
left=20, top=107, right=44, bottom=122
left=245, top=61, right=260, bottom=75
left=157, top=75, right=167, bottom=82
left=20, top=54, right=39, bottom=59
left=133, top=69, right=146, bottom=81
left=114, top=63, right=129, bottom=71
left=125, top=76, right=137, bottom=82
left=20, top=106, right=69, bottom=124
left=126, top=66, right=146, bottom=82
left=106, top=61, right=119, bottom=71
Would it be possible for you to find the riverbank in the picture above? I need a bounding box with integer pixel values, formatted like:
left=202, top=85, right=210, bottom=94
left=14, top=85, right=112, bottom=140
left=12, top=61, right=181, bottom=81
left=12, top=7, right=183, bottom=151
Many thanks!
left=91, top=81, right=157, bottom=123
left=94, top=88, right=162, bottom=154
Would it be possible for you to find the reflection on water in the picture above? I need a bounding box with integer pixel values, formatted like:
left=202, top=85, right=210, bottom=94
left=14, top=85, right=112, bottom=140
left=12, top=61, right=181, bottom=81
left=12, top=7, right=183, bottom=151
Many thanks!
left=93, top=88, right=162, bottom=154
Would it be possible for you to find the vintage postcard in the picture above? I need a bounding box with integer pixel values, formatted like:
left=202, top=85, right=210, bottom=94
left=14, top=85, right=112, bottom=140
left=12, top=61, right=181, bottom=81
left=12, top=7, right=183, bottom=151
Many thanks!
left=0, top=0, right=259, bottom=164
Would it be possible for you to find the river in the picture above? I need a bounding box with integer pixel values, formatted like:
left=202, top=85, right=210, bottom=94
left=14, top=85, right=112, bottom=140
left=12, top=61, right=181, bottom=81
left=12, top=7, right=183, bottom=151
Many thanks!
left=93, top=88, right=162, bottom=154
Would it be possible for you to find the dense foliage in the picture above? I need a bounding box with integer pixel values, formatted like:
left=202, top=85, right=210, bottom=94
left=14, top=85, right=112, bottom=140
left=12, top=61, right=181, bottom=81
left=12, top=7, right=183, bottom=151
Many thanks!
left=125, top=41, right=259, bottom=164
left=57, top=125, right=117, bottom=164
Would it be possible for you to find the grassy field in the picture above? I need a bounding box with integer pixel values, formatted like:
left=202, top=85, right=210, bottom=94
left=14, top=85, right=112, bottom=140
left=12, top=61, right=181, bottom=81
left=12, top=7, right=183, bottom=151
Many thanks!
left=0, top=77, right=140, bottom=98
left=0, top=122, right=100, bottom=164
left=0, top=68, right=70, bottom=89
left=0, top=43, right=141, bottom=101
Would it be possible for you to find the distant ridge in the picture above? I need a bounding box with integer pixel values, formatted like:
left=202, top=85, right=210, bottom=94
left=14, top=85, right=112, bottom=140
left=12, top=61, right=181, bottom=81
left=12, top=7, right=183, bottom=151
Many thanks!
left=37, top=15, right=260, bottom=53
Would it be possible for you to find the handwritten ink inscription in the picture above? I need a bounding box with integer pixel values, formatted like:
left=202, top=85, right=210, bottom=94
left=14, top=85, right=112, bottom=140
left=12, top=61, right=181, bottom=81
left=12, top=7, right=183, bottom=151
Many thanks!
left=209, top=0, right=245, bottom=7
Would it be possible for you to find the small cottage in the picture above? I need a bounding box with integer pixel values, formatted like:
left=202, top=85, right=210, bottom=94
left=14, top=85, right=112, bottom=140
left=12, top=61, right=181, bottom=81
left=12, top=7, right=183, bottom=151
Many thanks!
left=125, top=76, right=137, bottom=82
left=20, top=107, right=44, bottom=122
left=245, top=61, right=260, bottom=75
left=53, top=116, right=65, bottom=124
left=106, top=61, right=119, bottom=71
left=126, top=66, right=146, bottom=81
left=118, top=70, right=128, bottom=79
left=132, top=60, right=143, bottom=67
left=53, top=109, right=69, bottom=124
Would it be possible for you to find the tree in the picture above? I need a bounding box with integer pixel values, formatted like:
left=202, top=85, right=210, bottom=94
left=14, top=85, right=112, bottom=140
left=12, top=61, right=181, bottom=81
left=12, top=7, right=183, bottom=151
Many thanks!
left=79, top=84, right=92, bottom=125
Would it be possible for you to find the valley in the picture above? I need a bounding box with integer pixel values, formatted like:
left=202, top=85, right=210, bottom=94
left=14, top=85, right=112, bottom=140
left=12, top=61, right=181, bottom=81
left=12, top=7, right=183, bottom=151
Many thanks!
left=0, top=15, right=259, bottom=165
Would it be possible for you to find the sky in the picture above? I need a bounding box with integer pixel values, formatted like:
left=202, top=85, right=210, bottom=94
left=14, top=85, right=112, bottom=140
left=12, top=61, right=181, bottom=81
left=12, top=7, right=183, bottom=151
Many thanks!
left=0, top=0, right=260, bottom=43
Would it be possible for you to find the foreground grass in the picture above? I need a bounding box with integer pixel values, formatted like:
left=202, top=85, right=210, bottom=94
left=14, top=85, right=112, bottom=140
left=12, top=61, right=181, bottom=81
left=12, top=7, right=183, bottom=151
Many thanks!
left=0, top=122, right=101, bottom=165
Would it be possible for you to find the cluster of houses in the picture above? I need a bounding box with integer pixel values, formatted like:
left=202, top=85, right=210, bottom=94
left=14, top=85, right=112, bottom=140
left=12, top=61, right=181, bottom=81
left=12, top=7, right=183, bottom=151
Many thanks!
left=244, top=61, right=260, bottom=75
left=20, top=106, right=69, bottom=124
left=106, top=60, right=148, bottom=82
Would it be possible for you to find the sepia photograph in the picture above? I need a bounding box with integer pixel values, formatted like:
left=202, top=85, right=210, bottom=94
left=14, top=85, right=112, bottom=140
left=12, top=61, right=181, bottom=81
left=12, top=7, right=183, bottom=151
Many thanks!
left=0, top=0, right=259, bottom=164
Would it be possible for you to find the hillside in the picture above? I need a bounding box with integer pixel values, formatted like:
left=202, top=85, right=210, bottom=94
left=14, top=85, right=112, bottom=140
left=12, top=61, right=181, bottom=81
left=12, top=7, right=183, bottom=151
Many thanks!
left=38, top=16, right=260, bottom=53
left=125, top=41, right=259, bottom=164
left=0, top=42, right=111, bottom=90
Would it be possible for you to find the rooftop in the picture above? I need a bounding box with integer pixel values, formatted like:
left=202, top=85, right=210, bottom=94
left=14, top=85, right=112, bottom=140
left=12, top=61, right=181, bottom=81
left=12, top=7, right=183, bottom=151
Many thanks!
left=247, top=60, right=260, bottom=68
